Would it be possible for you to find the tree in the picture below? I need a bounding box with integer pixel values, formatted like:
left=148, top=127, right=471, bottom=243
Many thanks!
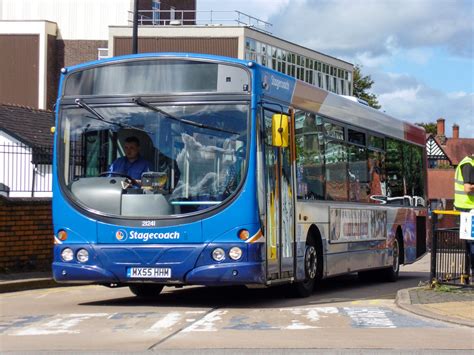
left=415, top=122, right=437, bottom=134
left=353, top=65, right=381, bottom=109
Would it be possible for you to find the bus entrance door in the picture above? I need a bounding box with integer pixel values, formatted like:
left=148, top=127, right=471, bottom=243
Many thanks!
left=264, top=110, right=295, bottom=281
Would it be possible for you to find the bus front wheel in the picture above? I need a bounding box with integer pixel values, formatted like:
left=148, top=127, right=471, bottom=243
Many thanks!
left=129, top=284, right=164, bottom=299
left=293, top=245, right=320, bottom=297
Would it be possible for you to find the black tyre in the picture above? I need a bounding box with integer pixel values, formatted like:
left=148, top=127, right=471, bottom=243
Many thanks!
left=129, top=284, right=164, bottom=299
left=358, top=269, right=379, bottom=282
left=381, top=237, right=401, bottom=282
left=293, top=245, right=320, bottom=297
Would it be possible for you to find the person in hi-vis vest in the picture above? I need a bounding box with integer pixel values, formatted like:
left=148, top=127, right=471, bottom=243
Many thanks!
left=454, top=154, right=474, bottom=277
left=454, top=154, right=474, bottom=212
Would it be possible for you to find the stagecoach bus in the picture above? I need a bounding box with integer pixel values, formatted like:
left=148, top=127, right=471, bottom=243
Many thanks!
left=52, top=53, right=427, bottom=297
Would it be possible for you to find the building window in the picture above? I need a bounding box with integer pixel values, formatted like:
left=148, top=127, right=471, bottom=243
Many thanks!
left=243, top=37, right=352, bottom=94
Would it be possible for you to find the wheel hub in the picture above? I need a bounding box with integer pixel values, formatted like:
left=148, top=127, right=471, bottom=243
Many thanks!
left=305, top=246, right=317, bottom=279
left=392, top=239, right=399, bottom=272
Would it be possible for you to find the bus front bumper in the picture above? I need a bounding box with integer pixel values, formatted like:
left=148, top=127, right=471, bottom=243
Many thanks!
left=53, top=262, right=119, bottom=284
left=52, top=260, right=266, bottom=286
left=185, top=261, right=265, bottom=285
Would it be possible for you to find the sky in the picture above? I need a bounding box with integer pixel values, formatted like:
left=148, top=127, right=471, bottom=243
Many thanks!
left=198, top=0, right=474, bottom=138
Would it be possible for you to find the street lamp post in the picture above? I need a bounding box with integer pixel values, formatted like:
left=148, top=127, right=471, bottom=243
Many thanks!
left=132, top=0, right=138, bottom=54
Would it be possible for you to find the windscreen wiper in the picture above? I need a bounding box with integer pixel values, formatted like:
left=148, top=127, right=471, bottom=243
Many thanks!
left=75, top=98, right=119, bottom=126
left=75, top=98, right=151, bottom=134
left=133, top=97, right=239, bottom=136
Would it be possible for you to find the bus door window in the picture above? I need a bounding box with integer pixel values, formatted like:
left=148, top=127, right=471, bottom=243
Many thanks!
left=263, top=110, right=279, bottom=268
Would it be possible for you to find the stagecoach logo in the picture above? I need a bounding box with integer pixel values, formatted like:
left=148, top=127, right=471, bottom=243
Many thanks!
left=262, top=74, right=291, bottom=92
left=115, top=229, right=181, bottom=242
left=115, top=229, right=128, bottom=241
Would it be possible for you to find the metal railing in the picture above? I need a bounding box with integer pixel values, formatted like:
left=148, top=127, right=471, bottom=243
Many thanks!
left=0, top=143, right=53, bottom=197
left=430, top=210, right=472, bottom=287
left=128, top=10, right=273, bottom=34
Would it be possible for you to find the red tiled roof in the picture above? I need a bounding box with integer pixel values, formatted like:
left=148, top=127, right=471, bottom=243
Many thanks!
left=442, top=138, right=474, bottom=165
left=427, top=169, right=455, bottom=199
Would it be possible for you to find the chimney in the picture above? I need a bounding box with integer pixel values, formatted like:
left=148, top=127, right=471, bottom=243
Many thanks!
left=437, top=118, right=445, bottom=136
left=453, top=124, right=459, bottom=139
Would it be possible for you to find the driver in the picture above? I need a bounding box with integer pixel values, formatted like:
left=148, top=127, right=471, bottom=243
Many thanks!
left=109, top=136, right=151, bottom=180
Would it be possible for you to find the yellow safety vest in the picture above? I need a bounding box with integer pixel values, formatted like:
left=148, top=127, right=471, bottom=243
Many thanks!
left=454, top=156, right=474, bottom=210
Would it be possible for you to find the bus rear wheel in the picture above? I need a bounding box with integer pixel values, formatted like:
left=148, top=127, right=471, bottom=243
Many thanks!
left=293, top=245, right=319, bottom=297
left=382, top=238, right=401, bottom=282
left=129, top=284, right=164, bottom=299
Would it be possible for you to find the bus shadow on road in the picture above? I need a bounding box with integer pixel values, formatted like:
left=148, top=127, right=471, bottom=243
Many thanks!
left=78, top=270, right=429, bottom=309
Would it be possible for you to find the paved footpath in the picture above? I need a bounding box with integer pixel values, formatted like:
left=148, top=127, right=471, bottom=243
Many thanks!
left=396, top=254, right=474, bottom=327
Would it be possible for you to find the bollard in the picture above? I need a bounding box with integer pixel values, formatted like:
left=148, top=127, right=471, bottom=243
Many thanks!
left=430, top=212, right=438, bottom=286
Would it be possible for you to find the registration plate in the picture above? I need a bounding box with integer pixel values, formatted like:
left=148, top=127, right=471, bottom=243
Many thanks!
left=127, top=267, right=171, bottom=279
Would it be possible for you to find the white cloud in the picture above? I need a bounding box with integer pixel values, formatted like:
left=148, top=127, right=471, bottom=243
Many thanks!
left=269, top=0, right=473, bottom=61
left=373, top=72, right=474, bottom=137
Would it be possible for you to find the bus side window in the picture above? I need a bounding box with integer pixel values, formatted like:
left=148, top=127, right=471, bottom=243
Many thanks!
left=386, top=138, right=403, bottom=197
left=295, top=112, right=324, bottom=200
left=349, top=145, right=369, bottom=202
left=368, top=150, right=386, bottom=201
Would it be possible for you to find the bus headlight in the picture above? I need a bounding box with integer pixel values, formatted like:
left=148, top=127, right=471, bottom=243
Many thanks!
left=61, top=248, right=74, bottom=262
left=229, top=247, right=242, bottom=260
left=76, top=249, right=89, bottom=263
left=212, top=248, right=225, bottom=262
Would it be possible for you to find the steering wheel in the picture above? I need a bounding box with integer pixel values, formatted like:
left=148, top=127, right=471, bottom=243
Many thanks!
left=236, top=145, right=246, bottom=158
left=99, top=172, right=139, bottom=187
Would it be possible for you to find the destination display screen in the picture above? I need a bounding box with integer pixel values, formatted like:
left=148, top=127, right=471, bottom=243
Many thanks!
left=63, top=59, right=250, bottom=97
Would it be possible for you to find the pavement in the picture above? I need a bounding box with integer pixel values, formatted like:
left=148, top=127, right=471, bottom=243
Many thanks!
left=0, top=271, right=58, bottom=293
left=396, top=285, right=474, bottom=327
left=1, top=265, right=473, bottom=328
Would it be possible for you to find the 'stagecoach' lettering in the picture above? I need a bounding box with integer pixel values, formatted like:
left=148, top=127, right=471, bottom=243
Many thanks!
left=129, top=231, right=180, bottom=242
left=271, top=75, right=290, bottom=91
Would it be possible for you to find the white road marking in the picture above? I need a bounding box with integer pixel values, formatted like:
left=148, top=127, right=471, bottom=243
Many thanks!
left=13, top=313, right=109, bottom=336
left=182, top=310, right=227, bottom=332
left=344, top=307, right=396, bottom=328
left=279, top=307, right=340, bottom=329
left=6, top=306, right=438, bottom=336
left=146, top=312, right=182, bottom=332
left=286, top=320, right=317, bottom=330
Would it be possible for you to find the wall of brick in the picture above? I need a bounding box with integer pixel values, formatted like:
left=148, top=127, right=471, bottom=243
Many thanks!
left=57, top=40, right=108, bottom=68
left=0, top=197, right=53, bottom=272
